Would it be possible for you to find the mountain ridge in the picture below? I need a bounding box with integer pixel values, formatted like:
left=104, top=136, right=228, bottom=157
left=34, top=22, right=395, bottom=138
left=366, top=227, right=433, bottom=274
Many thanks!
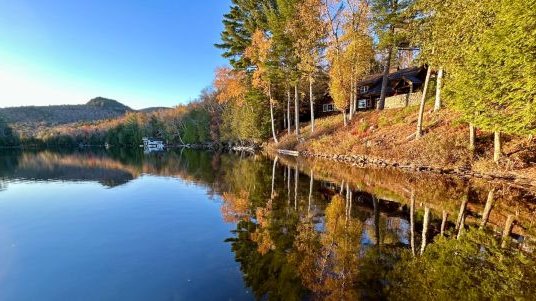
left=0, top=97, right=171, bottom=136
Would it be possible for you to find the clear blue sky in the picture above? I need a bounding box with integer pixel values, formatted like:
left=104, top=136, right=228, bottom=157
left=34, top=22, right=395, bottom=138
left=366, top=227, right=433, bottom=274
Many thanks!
left=0, top=1, right=230, bottom=109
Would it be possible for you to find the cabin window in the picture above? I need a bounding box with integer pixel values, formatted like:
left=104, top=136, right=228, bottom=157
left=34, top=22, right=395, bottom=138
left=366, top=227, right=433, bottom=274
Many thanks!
left=360, top=86, right=369, bottom=94
left=358, top=99, right=367, bottom=109
left=323, top=103, right=335, bottom=112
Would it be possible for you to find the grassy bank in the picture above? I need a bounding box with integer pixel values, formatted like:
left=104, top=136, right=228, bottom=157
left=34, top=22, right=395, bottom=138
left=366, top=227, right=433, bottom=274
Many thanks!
left=268, top=105, right=536, bottom=184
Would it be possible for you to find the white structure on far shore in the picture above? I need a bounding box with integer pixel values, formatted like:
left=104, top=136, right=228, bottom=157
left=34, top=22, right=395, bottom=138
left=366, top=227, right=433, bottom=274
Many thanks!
left=142, top=137, right=165, bottom=151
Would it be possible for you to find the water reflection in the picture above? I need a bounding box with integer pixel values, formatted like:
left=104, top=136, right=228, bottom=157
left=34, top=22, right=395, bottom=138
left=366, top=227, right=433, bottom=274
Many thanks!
left=0, top=148, right=535, bottom=299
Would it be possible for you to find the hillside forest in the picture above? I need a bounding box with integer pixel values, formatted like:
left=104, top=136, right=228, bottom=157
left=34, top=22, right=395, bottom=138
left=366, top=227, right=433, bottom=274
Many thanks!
left=0, top=0, right=534, bottom=165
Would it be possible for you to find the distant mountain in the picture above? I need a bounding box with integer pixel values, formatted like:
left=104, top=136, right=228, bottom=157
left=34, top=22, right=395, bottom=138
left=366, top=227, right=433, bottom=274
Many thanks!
left=0, top=97, right=133, bottom=126
left=86, top=97, right=134, bottom=112
left=138, top=107, right=172, bottom=113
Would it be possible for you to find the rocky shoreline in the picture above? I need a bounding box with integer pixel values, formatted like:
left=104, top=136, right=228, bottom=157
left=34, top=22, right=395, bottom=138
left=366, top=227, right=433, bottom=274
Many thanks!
left=172, top=142, right=261, bottom=153
left=297, top=150, right=536, bottom=191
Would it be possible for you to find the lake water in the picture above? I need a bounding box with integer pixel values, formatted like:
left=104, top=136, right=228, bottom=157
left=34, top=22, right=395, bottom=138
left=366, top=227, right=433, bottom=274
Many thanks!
left=0, top=148, right=535, bottom=300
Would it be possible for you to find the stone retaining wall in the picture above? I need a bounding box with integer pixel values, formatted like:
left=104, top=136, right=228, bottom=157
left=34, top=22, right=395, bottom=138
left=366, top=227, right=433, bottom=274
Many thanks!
left=384, top=91, right=423, bottom=109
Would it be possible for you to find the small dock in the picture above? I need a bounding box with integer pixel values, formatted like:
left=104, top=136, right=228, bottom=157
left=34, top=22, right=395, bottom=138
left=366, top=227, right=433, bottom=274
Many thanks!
left=277, top=149, right=299, bottom=157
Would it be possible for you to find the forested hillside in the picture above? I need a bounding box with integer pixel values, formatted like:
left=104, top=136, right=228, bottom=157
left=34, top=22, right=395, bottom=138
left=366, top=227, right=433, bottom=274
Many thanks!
left=0, top=97, right=137, bottom=140
left=0, top=97, right=132, bottom=125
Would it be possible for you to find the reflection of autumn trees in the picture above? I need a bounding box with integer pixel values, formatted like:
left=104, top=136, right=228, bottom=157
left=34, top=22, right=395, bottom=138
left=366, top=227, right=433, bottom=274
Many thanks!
left=251, top=200, right=275, bottom=255
left=221, top=191, right=250, bottom=223
left=289, top=195, right=363, bottom=300
left=277, top=154, right=536, bottom=242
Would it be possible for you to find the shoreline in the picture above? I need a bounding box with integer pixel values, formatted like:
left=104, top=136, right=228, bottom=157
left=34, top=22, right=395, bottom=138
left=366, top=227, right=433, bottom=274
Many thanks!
left=273, top=149, right=536, bottom=191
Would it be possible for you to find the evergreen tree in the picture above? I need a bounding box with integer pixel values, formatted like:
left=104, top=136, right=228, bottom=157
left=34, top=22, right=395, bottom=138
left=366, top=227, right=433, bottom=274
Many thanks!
left=215, top=0, right=274, bottom=70
left=370, top=0, right=415, bottom=110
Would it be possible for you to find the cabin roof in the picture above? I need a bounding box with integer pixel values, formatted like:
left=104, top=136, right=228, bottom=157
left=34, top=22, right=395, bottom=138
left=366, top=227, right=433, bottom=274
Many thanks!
left=358, top=66, right=425, bottom=87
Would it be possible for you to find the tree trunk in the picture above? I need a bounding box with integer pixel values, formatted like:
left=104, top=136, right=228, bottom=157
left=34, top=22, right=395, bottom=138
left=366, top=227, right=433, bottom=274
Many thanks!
left=456, top=193, right=469, bottom=239
left=287, top=165, right=291, bottom=205
left=457, top=213, right=466, bottom=240
left=494, top=131, right=501, bottom=163
left=308, top=169, right=313, bottom=216
left=343, top=107, right=348, bottom=127
left=469, top=123, right=476, bottom=151
left=287, top=89, right=292, bottom=135
left=344, top=183, right=352, bottom=222
left=347, top=186, right=352, bottom=219
left=294, top=84, right=300, bottom=136
left=373, top=196, right=380, bottom=247
left=440, top=210, right=448, bottom=236
left=410, top=191, right=416, bottom=257
left=268, top=87, right=279, bottom=144
left=434, top=68, right=443, bottom=111
left=271, top=156, right=279, bottom=199
left=294, top=164, right=299, bottom=210
left=377, top=46, right=392, bottom=111
left=420, top=207, right=431, bottom=255
left=501, top=214, right=515, bottom=248
left=480, top=189, right=495, bottom=229
left=456, top=197, right=468, bottom=231
left=405, top=82, right=413, bottom=107
left=349, top=78, right=354, bottom=119
left=309, top=75, right=315, bottom=133
left=416, top=67, right=432, bottom=139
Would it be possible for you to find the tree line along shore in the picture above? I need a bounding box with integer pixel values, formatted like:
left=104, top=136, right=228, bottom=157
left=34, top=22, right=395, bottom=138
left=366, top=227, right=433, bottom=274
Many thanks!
left=0, top=0, right=534, bottom=181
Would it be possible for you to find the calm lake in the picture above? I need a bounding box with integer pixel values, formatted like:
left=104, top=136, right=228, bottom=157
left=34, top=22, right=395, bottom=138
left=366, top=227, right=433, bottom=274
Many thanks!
left=0, top=148, right=535, bottom=300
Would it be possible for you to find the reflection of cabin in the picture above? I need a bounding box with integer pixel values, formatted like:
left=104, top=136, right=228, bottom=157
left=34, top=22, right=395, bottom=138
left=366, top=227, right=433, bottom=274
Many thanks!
left=356, top=66, right=428, bottom=110
left=142, top=137, right=165, bottom=151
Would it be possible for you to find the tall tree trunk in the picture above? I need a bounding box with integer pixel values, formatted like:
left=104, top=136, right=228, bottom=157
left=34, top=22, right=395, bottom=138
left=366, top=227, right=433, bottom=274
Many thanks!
left=347, top=186, right=352, bottom=219
left=287, top=89, right=292, bottom=135
left=343, top=106, right=348, bottom=127
left=416, top=67, right=432, bottom=139
left=494, top=131, right=502, bottom=163
left=480, top=189, right=495, bottom=229
left=309, top=75, right=315, bottom=133
left=344, top=183, right=352, bottom=222
left=349, top=77, right=354, bottom=119
left=434, top=68, right=443, bottom=111
left=294, top=164, right=299, bottom=210
left=469, top=123, right=476, bottom=150
left=268, top=87, right=279, bottom=144
left=377, top=46, right=393, bottom=111
left=410, top=191, right=416, bottom=257
left=420, top=207, right=431, bottom=255
left=440, top=210, right=448, bottom=236
left=294, top=84, right=300, bottom=136
left=271, top=156, right=279, bottom=199
left=287, top=165, right=291, bottom=205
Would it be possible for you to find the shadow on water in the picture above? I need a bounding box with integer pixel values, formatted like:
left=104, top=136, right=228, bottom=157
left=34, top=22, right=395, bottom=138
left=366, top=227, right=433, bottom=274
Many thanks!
left=1, top=148, right=535, bottom=299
